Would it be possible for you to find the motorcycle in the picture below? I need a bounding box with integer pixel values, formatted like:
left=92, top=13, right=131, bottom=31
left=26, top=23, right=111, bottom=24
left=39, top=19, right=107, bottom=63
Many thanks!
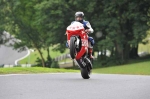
left=66, top=22, right=92, bottom=79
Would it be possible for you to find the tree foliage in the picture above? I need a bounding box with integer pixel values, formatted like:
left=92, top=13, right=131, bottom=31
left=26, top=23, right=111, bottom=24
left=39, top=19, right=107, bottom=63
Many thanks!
left=1, top=0, right=150, bottom=67
left=94, top=0, right=150, bottom=65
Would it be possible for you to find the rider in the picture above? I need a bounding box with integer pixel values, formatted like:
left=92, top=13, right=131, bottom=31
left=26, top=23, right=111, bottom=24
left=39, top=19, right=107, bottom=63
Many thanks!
left=66, top=11, right=95, bottom=58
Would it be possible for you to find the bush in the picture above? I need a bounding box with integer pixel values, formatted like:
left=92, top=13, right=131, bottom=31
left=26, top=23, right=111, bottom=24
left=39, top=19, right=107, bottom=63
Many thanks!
left=35, top=57, right=42, bottom=67
left=93, top=55, right=126, bottom=68
left=51, top=60, right=59, bottom=68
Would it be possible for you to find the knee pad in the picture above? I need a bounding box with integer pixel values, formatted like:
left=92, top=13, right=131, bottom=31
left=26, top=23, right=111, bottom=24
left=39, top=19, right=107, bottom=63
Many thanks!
left=88, top=37, right=95, bottom=45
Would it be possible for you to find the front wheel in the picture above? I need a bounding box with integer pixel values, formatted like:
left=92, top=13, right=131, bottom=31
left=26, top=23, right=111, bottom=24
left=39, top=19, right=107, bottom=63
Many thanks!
left=70, top=36, right=76, bottom=59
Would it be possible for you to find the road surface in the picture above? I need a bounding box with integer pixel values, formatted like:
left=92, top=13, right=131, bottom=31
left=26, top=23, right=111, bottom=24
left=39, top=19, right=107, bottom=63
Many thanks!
left=0, top=73, right=150, bottom=99
left=0, top=45, right=28, bottom=65
left=0, top=32, right=28, bottom=66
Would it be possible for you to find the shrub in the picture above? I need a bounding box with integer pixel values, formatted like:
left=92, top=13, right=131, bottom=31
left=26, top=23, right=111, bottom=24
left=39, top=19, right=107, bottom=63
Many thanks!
left=51, top=60, right=59, bottom=68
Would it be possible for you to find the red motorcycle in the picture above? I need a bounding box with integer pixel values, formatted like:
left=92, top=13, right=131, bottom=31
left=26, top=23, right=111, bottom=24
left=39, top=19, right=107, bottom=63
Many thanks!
left=66, top=22, right=92, bottom=79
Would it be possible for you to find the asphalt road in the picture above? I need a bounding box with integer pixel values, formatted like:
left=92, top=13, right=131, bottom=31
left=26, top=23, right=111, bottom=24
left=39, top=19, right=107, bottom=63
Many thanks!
left=0, top=32, right=28, bottom=65
left=0, top=45, right=28, bottom=65
left=0, top=73, right=150, bottom=99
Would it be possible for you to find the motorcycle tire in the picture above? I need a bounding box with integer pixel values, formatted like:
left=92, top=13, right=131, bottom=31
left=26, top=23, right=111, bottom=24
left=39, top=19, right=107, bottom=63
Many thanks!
left=80, top=67, right=90, bottom=79
left=70, top=36, right=76, bottom=59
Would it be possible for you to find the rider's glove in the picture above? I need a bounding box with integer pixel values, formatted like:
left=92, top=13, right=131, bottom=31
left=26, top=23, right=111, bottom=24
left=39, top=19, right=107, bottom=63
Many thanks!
left=85, top=29, right=90, bottom=34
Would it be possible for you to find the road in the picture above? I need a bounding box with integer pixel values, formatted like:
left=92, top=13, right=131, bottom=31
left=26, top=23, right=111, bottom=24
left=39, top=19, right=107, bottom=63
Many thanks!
left=0, top=32, right=28, bottom=66
left=0, top=73, right=150, bottom=99
left=0, top=45, right=28, bottom=65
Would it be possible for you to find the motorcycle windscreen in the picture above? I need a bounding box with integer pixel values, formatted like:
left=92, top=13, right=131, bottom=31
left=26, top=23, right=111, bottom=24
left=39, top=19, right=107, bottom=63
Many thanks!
left=67, top=21, right=84, bottom=32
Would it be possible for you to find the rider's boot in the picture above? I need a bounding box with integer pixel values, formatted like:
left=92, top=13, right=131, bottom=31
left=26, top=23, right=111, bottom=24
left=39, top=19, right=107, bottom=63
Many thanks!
left=66, top=42, right=69, bottom=48
left=88, top=48, right=94, bottom=59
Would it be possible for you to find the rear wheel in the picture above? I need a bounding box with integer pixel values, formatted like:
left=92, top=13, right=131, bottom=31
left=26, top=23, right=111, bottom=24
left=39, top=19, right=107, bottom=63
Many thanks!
left=80, top=67, right=91, bottom=79
left=70, top=36, right=76, bottom=59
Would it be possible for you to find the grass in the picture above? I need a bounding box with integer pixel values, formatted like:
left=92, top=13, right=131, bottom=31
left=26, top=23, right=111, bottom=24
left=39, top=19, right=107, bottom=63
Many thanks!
left=0, top=59, right=150, bottom=75
left=138, top=42, right=150, bottom=53
left=59, top=58, right=72, bottom=63
left=138, top=31, right=150, bottom=53
left=19, top=47, right=69, bottom=64
left=93, top=60, right=150, bottom=75
left=0, top=67, right=79, bottom=74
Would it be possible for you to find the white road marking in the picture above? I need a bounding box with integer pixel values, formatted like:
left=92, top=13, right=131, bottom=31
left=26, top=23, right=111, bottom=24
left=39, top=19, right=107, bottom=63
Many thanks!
left=14, top=48, right=30, bottom=65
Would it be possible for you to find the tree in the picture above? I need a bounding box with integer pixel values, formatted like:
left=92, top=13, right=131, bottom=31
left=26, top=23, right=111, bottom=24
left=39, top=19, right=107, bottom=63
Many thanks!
left=34, top=0, right=74, bottom=50
left=4, top=0, right=47, bottom=67
left=91, top=0, right=150, bottom=65
left=3, top=0, right=73, bottom=67
left=1, top=0, right=150, bottom=67
left=67, top=0, right=150, bottom=64
left=0, top=0, right=13, bottom=45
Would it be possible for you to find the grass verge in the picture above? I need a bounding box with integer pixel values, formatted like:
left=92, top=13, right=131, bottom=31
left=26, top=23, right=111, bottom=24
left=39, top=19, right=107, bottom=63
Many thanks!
left=19, top=47, right=69, bottom=64
left=93, top=60, right=150, bottom=75
left=1, top=59, right=150, bottom=75
left=0, top=67, right=79, bottom=74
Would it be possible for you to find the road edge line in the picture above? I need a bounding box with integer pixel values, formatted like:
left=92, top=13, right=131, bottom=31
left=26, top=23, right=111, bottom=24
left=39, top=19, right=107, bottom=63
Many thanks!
left=14, top=48, right=30, bottom=65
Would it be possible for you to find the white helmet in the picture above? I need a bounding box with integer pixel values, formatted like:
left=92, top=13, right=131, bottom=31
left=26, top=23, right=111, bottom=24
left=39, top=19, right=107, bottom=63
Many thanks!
left=75, top=11, right=84, bottom=18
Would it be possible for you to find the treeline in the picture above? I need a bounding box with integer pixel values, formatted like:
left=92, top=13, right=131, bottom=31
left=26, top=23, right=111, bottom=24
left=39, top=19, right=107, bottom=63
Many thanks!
left=0, top=0, right=150, bottom=67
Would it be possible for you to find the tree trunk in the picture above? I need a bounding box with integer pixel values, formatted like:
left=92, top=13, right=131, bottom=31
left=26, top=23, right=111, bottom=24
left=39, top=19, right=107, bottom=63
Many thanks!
left=47, top=47, right=52, bottom=67
left=135, top=45, right=139, bottom=57
left=37, top=48, right=45, bottom=67
left=114, top=41, right=124, bottom=61
left=123, top=44, right=130, bottom=60
left=47, top=48, right=50, bottom=60
left=129, top=45, right=139, bottom=59
left=110, top=47, right=114, bottom=57
left=104, top=48, right=106, bottom=57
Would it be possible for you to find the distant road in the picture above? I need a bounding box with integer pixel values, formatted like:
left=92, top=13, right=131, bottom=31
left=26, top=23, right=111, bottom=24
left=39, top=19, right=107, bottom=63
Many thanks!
left=0, top=45, right=28, bottom=65
left=0, top=32, right=28, bottom=66
left=0, top=73, right=150, bottom=99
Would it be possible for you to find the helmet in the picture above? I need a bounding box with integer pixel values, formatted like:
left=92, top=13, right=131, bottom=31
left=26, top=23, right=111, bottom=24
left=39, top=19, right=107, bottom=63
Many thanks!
left=75, top=11, right=84, bottom=18
left=75, top=11, right=84, bottom=22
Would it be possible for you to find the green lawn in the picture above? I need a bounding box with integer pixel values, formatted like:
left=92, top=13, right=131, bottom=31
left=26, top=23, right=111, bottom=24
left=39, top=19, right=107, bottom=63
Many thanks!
left=138, top=31, right=150, bottom=53
left=19, top=47, right=69, bottom=64
left=138, top=43, right=150, bottom=53
left=1, top=59, right=150, bottom=75
left=0, top=67, right=78, bottom=74
left=93, top=60, right=150, bottom=75
left=59, top=58, right=72, bottom=63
